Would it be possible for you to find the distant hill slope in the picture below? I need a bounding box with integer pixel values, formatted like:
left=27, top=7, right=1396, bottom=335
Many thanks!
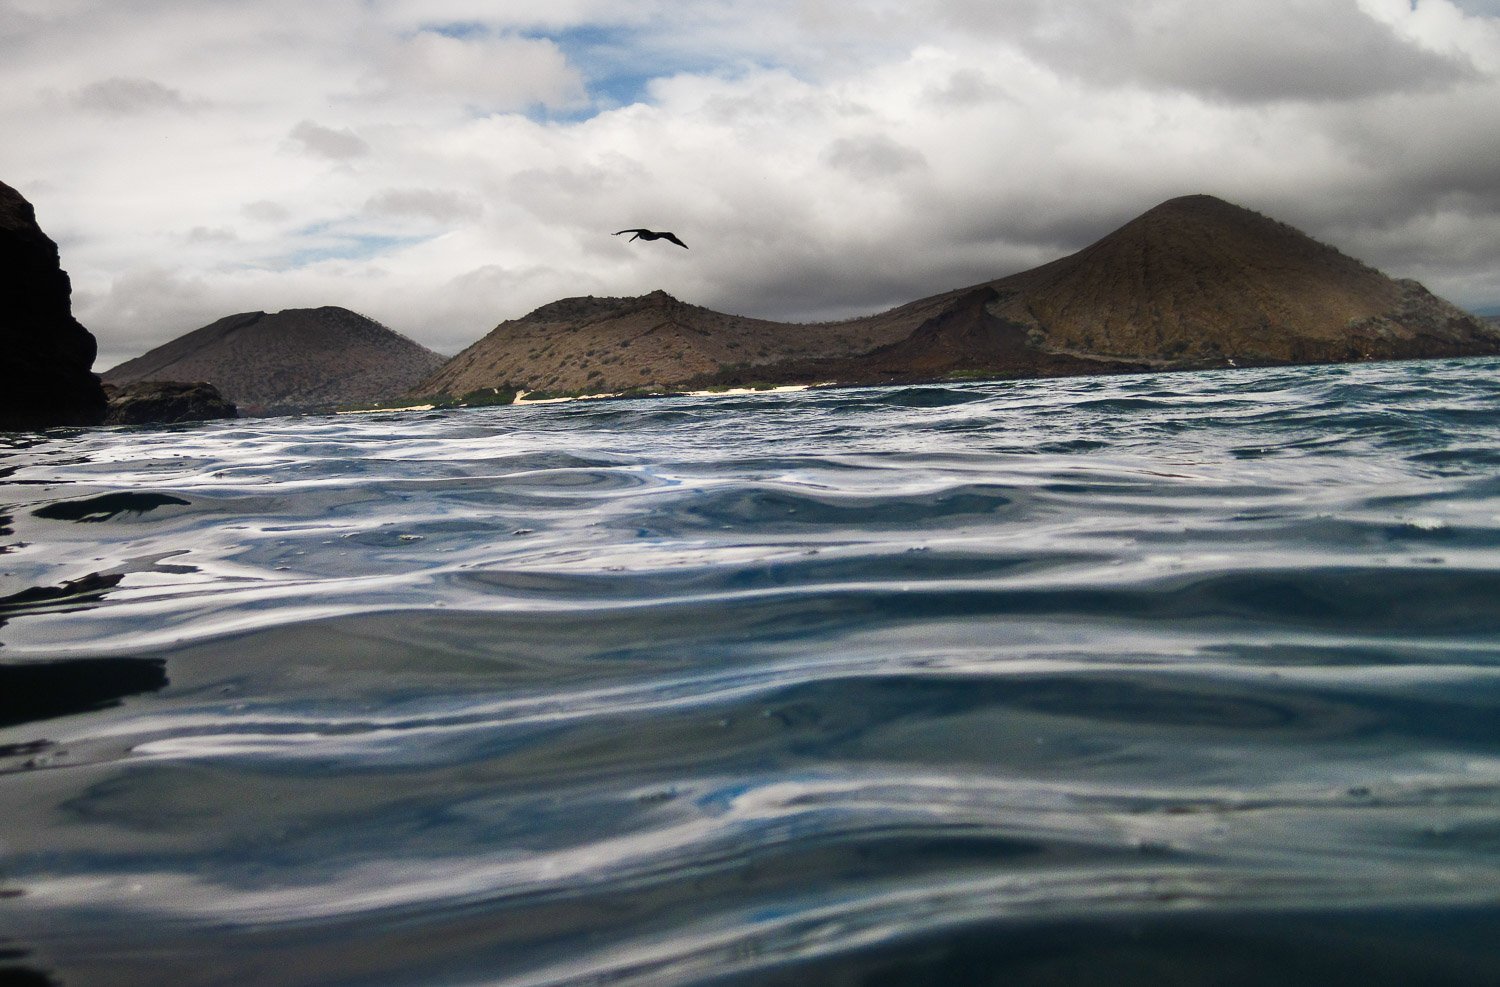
left=105, top=307, right=446, bottom=414
left=418, top=194, right=1500, bottom=397
left=417, top=289, right=954, bottom=398
left=978, top=194, right=1493, bottom=367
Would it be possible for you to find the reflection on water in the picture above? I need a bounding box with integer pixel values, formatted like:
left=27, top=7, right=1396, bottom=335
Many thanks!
left=31, top=492, right=191, bottom=523
left=1, top=359, right=1499, bottom=985
left=0, top=573, right=123, bottom=616
left=0, top=658, right=167, bottom=729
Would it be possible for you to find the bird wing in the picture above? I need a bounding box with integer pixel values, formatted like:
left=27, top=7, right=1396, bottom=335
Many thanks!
left=662, top=232, right=689, bottom=248
left=613, top=229, right=649, bottom=235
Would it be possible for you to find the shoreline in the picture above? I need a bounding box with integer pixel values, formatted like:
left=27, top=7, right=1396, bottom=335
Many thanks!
left=308, top=352, right=1496, bottom=422
left=511, top=382, right=830, bottom=407
left=335, top=403, right=436, bottom=415
left=325, top=384, right=833, bottom=416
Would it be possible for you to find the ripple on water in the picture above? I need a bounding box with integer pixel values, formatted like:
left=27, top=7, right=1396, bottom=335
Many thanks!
left=2, top=360, right=1500, bottom=984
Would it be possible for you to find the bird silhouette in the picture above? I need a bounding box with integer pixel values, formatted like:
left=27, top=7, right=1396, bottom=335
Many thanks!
left=614, top=228, right=689, bottom=249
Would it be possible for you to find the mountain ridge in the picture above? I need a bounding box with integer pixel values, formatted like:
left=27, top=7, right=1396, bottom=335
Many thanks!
left=417, top=288, right=956, bottom=398
left=417, top=194, right=1499, bottom=399
left=978, top=194, right=1475, bottom=366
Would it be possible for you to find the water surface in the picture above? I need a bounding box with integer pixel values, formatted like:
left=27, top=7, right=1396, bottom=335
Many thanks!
left=2, top=360, right=1499, bottom=984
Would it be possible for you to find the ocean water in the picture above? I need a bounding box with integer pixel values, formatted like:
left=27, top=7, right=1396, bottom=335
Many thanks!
left=2, top=360, right=1499, bottom=986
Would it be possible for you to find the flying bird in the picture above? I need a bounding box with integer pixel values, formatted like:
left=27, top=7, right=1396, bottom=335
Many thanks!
left=614, top=228, right=689, bottom=249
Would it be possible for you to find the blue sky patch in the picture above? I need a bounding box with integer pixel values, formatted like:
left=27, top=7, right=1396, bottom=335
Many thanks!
left=525, top=23, right=730, bottom=116
left=277, top=230, right=430, bottom=269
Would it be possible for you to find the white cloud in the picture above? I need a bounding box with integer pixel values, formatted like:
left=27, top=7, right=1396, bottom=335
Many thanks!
left=936, top=0, right=1477, bottom=101
left=289, top=121, right=371, bottom=160
left=363, top=31, right=586, bottom=111
left=0, top=0, right=1496, bottom=370
left=823, top=134, right=928, bottom=180
left=69, top=77, right=199, bottom=115
left=364, top=187, right=482, bottom=223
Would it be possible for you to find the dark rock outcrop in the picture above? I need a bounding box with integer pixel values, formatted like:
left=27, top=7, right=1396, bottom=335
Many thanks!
left=103, top=380, right=237, bottom=425
left=0, top=180, right=107, bottom=429
left=104, top=307, right=446, bottom=415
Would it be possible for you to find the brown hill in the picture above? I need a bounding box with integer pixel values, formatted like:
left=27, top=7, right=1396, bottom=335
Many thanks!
left=1, top=180, right=107, bottom=429
left=417, top=289, right=955, bottom=397
left=105, top=306, right=446, bottom=414
left=979, top=194, right=1493, bottom=366
left=418, top=195, right=1500, bottom=398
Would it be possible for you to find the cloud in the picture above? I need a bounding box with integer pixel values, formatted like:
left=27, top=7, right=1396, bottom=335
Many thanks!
left=823, top=134, right=928, bottom=180
left=186, top=226, right=237, bottom=243
left=1, top=0, right=1495, bottom=370
left=90, top=266, right=220, bottom=370
left=242, top=200, right=292, bottom=223
left=364, top=188, right=481, bottom=223
left=364, top=30, right=586, bottom=111
left=69, top=77, right=197, bottom=115
left=920, top=68, right=1007, bottom=108
left=938, top=0, right=1477, bottom=102
left=288, top=121, right=371, bottom=160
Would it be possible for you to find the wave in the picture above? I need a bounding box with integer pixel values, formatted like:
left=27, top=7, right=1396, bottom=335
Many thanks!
left=3, top=358, right=1500, bottom=984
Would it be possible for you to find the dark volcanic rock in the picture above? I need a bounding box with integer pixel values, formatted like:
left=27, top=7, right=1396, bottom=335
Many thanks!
left=104, top=307, right=447, bottom=415
left=103, top=380, right=237, bottom=425
left=0, top=180, right=107, bottom=429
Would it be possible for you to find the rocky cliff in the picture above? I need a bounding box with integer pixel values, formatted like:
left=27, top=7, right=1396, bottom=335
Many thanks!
left=104, top=307, right=447, bottom=415
left=0, top=181, right=107, bottom=429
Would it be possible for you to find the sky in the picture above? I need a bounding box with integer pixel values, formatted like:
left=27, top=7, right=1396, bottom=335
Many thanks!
left=4, top=0, right=1499, bottom=369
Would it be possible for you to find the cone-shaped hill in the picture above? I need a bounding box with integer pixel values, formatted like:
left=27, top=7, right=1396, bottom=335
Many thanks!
left=418, top=195, right=1500, bottom=398
left=979, top=194, right=1491, bottom=366
left=105, top=307, right=446, bottom=414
